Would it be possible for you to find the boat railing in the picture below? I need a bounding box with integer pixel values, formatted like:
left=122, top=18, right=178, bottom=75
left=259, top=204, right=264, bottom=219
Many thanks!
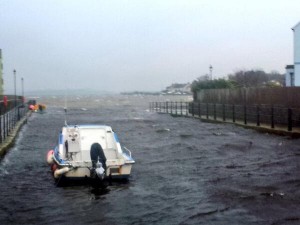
left=123, top=147, right=132, bottom=158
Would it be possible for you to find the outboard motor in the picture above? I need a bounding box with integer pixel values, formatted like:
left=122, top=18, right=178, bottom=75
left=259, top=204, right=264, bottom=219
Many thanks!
left=90, top=143, right=107, bottom=180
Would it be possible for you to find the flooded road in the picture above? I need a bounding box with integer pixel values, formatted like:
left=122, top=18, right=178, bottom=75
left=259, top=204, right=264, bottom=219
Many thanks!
left=0, top=95, right=300, bottom=225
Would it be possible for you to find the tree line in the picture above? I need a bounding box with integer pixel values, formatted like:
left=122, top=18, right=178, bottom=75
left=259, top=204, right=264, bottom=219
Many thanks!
left=191, top=70, right=285, bottom=92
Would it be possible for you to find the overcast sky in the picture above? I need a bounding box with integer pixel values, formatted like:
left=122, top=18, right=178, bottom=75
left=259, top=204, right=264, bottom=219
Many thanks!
left=1, top=0, right=300, bottom=94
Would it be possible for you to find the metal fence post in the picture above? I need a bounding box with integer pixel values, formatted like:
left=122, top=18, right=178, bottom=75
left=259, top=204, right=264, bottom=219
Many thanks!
left=288, top=108, right=292, bottom=131
left=180, top=102, right=183, bottom=116
left=213, top=103, right=216, bottom=120
left=186, top=102, right=188, bottom=116
left=222, top=104, right=226, bottom=121
left=192, top=102, right=194, bottom=117
left=166, top=102, right=168, bottom=113
left=0, top=115, right=2, bottom=143
left=271, top=106, right=274, bottom=129
left=206, top=103, right=209, bottom=119
left=244, top=105, right=247, bottom=125
left=256, top=105, right=260, bottom=126
left=232, top=104, right=235, bottom=123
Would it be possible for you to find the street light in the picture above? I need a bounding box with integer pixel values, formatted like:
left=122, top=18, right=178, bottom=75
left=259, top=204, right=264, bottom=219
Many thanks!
left=13, top=69, right=16, bottom=107
left=21, top=77, right=24, bottom=96
left=209, top=65, right=213, bottom=80
left=21, top=77, right=24, bottom=105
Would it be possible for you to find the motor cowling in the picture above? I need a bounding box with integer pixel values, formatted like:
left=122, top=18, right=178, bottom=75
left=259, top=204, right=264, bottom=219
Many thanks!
left=90, top=143, right=107, bottom=179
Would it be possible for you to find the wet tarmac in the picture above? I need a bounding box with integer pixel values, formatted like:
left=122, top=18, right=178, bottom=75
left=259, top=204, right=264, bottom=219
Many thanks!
left=0, top=95, right=300, bottom=225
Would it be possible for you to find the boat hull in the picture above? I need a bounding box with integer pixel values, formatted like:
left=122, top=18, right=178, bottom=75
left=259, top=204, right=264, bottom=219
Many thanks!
left=47, top=124, right=135, bottom=184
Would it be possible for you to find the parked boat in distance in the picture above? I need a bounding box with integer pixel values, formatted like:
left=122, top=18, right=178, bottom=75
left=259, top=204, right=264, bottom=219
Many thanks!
left=47, top=124, right=135, bottom=185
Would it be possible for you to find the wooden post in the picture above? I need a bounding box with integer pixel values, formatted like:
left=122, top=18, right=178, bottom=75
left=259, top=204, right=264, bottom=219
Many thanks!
left=198, top=102, right=201, bottom=118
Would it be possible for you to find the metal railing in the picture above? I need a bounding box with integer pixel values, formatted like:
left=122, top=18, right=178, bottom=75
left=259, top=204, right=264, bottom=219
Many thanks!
left=149, top=102, right=300, bottom=132
left=0, top=96, right=28, bottom=144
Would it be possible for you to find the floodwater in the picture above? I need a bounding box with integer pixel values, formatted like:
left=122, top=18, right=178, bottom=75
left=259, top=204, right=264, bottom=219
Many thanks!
left=0, top=95, right=300, bottom=225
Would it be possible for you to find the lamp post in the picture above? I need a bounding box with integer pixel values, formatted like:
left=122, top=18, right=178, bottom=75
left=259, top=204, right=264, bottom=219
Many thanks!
left=209, top=65, right=213, bottom=80
left=21, top=77, right=24, bottom=105
left=13, top=69, right=16, bottom=107
left=21, top=77, right=24, bottom=97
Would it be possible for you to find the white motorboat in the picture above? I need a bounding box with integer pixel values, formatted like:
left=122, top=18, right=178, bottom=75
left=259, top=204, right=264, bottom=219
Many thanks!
left=47, top=125, right=135, bottom=183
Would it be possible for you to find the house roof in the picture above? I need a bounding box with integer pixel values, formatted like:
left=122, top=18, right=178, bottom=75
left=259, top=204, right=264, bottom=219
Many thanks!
left=292, top=21, right=300, bottom=31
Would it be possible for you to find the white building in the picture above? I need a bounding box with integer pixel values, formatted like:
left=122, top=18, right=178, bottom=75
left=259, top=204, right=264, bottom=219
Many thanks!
left=286, top=21, right=300, bottom=86
left=163, top=83, right=191, bottom=95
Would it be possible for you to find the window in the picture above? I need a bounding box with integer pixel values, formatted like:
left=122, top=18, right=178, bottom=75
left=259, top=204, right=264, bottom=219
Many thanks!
left=290, top=72, right=295, bottom=86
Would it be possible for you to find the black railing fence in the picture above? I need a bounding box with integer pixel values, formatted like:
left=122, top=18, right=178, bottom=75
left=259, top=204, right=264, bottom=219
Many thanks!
left=149, top=102, right=300, bottom=132
left=0, top=96, right=28, bottom=144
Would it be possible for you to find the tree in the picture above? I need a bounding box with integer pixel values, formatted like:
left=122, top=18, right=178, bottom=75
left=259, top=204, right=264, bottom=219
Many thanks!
left=191, top=76, right=235, bottom=92
left=227, top=70, right=285, bottom=87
